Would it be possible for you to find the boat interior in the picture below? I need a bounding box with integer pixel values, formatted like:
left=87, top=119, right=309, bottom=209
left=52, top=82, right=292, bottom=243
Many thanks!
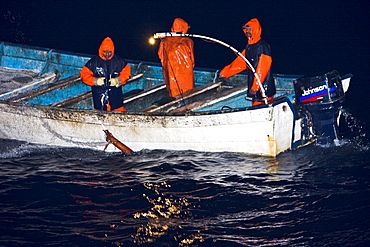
left=2, top=66, right=298, bottom=114
left=0, top=42, right=298, bottom=114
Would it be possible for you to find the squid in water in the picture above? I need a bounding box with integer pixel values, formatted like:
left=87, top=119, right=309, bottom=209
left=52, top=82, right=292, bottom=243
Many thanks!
left=102, top=129, right=133, bottom=154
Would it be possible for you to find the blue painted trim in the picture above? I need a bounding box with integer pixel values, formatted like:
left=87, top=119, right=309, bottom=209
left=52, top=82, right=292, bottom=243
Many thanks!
left=38, top=49, right=54, bottom=76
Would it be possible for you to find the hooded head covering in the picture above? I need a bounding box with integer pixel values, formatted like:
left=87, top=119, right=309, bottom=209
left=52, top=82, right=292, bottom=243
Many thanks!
left=99, top=37, right=115, bottom=60
left=171, top=18, right=190, bottom=34
left=242, top=18, right=262, bottom=45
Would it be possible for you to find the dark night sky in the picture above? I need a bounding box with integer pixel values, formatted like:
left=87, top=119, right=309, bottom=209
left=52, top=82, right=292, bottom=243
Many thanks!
left=1, top=0, right=369, bottom=103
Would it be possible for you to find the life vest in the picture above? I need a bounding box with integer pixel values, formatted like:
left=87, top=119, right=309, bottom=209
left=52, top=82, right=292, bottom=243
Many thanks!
left=245, top=40, right=276, bottom=98
left=85, top=55, right=128, bottom=110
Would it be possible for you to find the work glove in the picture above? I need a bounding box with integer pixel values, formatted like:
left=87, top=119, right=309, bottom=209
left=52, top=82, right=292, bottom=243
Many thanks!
left=109, top=78, right=121, bottom=87
left=245, top=89, right=257, bottom=101
left=218, top=76, right=227, bottom=84
left=94, top=77, right=105, bottom=86
left=215, top=70, right=227, bottom=83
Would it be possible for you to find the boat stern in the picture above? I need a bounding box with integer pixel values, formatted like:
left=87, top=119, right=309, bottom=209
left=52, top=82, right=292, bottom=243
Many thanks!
left=294, top=70, right=348, bottom=145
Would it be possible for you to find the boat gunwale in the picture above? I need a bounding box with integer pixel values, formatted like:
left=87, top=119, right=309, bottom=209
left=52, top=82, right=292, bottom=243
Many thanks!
left=1, top=95, right=290, bottom=118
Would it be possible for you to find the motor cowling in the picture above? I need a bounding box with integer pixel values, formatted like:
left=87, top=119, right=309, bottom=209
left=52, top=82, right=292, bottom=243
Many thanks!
left=294, top=70, right=345, bottom=145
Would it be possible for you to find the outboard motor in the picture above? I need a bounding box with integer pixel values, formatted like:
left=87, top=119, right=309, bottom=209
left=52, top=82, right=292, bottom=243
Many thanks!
left=294, top=70, right=345, bottom=145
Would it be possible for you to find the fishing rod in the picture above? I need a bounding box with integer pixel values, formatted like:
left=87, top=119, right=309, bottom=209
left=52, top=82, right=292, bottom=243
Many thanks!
left=152, top=32, right=268, bottom=104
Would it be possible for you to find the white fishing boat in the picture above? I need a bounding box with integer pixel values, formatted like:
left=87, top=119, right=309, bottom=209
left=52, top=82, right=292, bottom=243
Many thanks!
left=0, top=39, right=352, bottom=156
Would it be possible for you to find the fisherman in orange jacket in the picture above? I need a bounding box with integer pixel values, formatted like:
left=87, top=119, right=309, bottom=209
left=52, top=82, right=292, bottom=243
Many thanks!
left=158, top=18, right=195, bottom=97
left=219, top=18, right=275, bottom=106
left=80, top=37, right=131, bottom=111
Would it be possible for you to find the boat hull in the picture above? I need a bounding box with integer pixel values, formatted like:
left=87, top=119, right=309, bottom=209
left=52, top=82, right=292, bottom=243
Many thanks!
left=0, top=99, right=295, bottom=156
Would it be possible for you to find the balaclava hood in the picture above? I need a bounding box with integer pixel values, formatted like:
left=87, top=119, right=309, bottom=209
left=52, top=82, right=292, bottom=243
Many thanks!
left=242, top=18, right=262, bottom=45
left=99, top=37, right=115, bottom=60
left=171, top=18, right=189, bottom=34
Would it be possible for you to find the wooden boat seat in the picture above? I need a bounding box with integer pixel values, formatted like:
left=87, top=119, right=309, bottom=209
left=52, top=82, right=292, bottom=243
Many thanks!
left=0, top=67, right=56, bottom=100
left=140, top=80, right=224, bottom=113
left=6, top=74, right=80, bottom=102
left=122, top=83, right=168, bottom=111
left=169, top=85, right=248, bottom=113
left=51, top=74, right=146, bottom=109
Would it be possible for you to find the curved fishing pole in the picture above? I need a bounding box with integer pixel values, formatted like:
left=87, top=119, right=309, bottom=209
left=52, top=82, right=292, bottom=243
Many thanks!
left=152, top=32, right=268, bottom=104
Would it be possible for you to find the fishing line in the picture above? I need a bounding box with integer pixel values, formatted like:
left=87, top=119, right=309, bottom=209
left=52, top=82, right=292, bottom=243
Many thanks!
left=94, top=114, right=113, bottom=154
left=94, top=114, right=133, bottom=154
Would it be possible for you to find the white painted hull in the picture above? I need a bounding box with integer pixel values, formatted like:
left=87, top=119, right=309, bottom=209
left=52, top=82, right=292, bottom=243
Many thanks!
left=0, top=100, right=296, bottom=156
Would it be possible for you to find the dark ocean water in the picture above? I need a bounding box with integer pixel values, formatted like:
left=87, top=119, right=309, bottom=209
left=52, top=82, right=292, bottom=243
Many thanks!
left=1, top=1, right=370, bottom=246
left=0, top=117, right=369, bottom=247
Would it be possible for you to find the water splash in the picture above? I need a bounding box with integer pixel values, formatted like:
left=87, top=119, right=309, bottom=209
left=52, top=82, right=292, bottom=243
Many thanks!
left=3, top=10, right=30, bottom=43
left=338, top=108, right=369, bottom=150
left=0, top=140, right=36, bottom=158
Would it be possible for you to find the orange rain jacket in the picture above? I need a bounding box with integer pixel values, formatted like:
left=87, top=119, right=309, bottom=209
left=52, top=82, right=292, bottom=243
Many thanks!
left=220, top=18, right=275, bottom=102
left=158, top=18, right=195, bottom=97
left=80, top=37, right=131, bottom=111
